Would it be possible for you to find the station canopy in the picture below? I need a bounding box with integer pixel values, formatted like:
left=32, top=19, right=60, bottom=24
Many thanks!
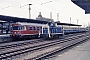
left=71, top=0, right=90, bottom=14
left=0, top=15, right=48, bottom=24
left=56, top=22, right=81, bottom=26
left=0, top=15, right=81, bottom=26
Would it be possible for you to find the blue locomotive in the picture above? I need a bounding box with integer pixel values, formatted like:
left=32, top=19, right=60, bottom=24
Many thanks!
left=39, top=22, right=87, bottom=39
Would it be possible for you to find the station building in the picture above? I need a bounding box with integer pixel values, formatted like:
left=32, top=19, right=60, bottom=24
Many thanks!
left=36, top=12, right=54, bottom=22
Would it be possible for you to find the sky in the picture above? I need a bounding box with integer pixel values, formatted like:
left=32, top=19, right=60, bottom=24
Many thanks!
left=0, top=0, right=90, bottom=27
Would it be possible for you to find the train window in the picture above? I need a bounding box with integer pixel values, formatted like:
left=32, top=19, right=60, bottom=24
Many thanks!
left=12, top=26, right=19, bottom=30
left=40, top=27, right=42, bottom=30
left=37, top=27, right=39, bottom=30
left=29, top=26, right=32, bottom=30
left=20, top=26, right=26, bottom=30
left=34, top=26, right=36, bottom=30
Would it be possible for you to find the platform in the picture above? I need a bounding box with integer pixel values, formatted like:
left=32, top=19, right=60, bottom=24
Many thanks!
left=49, top=39, right=90, bottom=60
left=0, top=34, right=10, bottom=37
left=0, top=34, right=10, bottom=43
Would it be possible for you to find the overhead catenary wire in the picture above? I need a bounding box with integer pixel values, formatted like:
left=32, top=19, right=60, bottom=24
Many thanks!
left=0, top=0, right=85, bottom=24
left=1, top=0, right=79, bottom=18
left=2, top=6, right=9, bottom=10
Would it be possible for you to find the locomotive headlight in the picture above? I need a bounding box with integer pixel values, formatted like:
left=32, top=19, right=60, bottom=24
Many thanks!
left=14, top=32, right=16, bottom=34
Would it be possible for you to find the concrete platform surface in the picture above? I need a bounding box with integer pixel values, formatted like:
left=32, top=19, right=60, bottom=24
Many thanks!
left=49, top=39, right=90, bottom=60
left=0, top=34, right=11, bottom=43
left=0, top=34, right=10, bottom=37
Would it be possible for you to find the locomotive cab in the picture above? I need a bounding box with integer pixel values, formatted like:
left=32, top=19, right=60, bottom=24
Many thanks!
left=11, top=22, right=45, bottom=40
left=41, top=24, right=51, bottom=38
left=41, top=22, right=60, bottom=39
left=11, top=26, right=26, bottom=38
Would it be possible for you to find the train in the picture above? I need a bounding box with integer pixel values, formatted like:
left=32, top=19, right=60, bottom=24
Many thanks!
left=11, top=22, right=44, bottom=39
left=40, top=22, right=87, bottom=39
left=11, top=22, right=87, bottom=40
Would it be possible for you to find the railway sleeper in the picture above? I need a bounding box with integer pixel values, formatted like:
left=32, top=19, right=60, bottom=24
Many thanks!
left=26, top=35, right=90, bottom=60
left=0, top=34, right=88, bottom=55
left=0, top=34, right=89, bottom=59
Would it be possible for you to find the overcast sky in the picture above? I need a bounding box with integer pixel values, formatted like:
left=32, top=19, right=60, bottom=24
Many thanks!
left=0, top=0, right=90, bottom=27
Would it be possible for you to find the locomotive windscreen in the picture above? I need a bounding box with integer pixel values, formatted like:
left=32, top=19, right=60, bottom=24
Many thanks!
left=12, top=26, right=25, bottom=30
left=12, top=26, right=19, bottom=30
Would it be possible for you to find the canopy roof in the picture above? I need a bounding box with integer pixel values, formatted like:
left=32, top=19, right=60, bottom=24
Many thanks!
left=56, top=22, right=81, bottom=26
left=0, top=15, right=48, bottom=24
left=0, top=15, right=81, bottom=26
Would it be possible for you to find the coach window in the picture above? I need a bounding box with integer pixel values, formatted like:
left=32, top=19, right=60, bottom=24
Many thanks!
left=37, top=27, right=39, bottom=30
left=12, top=26, right=19, bottom=30
left=34, top=26, right=36, bottom=30
left=29, top=26, right=32, bottom=30
left=40, top=27, right=42, bottom=30
left=20, top=26, right=25, bottom=30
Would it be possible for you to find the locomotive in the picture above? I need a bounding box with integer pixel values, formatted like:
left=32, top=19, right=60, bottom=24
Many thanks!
left=11, top=22, right=44, bottom=39
left=11, top=22, right=87, bottom=39
left=41, top=22, right=87, bottom=39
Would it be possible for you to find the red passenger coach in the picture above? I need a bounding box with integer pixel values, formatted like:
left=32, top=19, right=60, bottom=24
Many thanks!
left=11, top=22, right=44, bottom=40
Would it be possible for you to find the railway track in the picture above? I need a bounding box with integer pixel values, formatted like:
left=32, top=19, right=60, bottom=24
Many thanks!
left=21, top=34, right=90, bottom=60
left=0, top=33, right=89, bottom=60
left=0, top=33, right=83, bottom=51
left=0, top=33, right=85, bottom=52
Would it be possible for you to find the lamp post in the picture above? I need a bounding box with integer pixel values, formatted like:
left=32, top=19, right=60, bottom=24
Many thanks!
left=77, top=19, right=78, bottom=25
left=29, top=4, right=32, bottom=19
left=70, top=17, right=71, bottom=24
left=20, top=4, right=32, bottom=19
left=57, top=13, right=59, bottom=21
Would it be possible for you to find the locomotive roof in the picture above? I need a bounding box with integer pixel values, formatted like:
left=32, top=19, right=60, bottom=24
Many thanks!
left=0, top=15, right=48, bottom=24
left=56, top=22, right=81, bottom=26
